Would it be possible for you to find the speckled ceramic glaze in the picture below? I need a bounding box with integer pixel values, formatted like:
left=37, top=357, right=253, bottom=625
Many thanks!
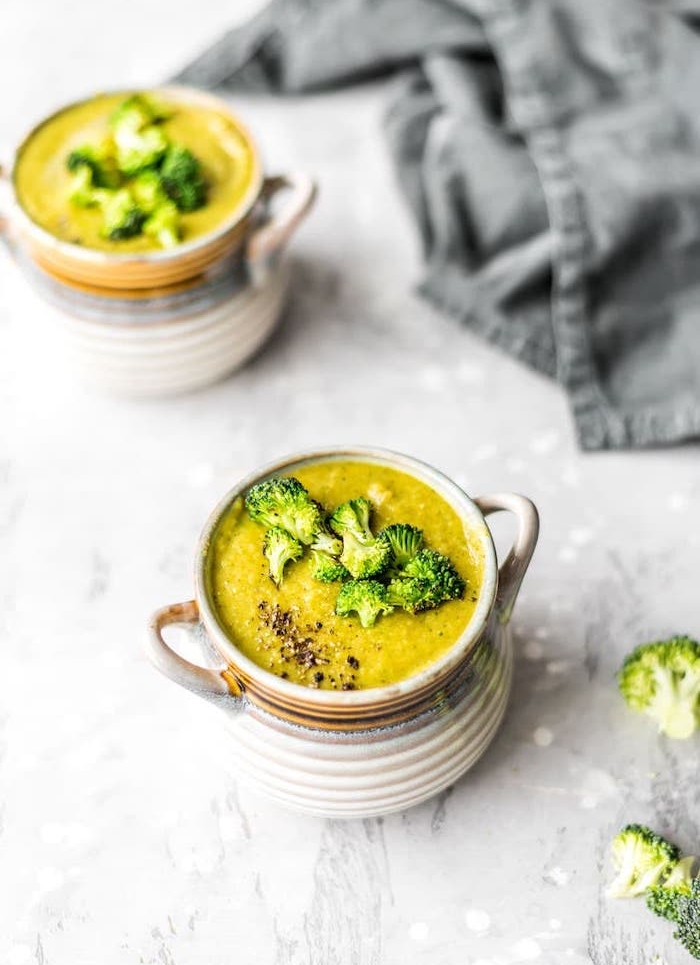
left=0, top=87, right=316, bottom=395
left=146, top=448, right=539, bottom=817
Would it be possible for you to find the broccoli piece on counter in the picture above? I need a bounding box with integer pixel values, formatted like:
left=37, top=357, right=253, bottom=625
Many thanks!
left=310, top=550, right=349, bottom=584
left=329, top=498, right=392, bottom=579
left=263, top=527, right=303, bottom=587
left=618, top=636, right=700, bottom=739
left=160, top=145, right=207, bottom=212
left=335, top=580, right=393, bottom=629
left=381, top=523, right=423, bottom=572
left=245, top=477, right=323, bottom=547
left=673, top=878, right=700, bottom=960
left=647, top=856, right=697, bottom=921
left=607, top=824, right=680, bottom=898
left=66, top=144, right=121, bottom=189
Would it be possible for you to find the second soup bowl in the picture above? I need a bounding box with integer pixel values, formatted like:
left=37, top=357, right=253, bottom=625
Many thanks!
left=146, top=447, right=539, bottom=817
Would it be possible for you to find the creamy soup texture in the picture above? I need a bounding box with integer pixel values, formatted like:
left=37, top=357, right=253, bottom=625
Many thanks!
left=206, top=461, right=486, bottom=690
left=14, top=92, right=256, bottom=252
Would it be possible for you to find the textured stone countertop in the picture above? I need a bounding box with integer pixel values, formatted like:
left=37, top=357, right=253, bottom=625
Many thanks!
left=1, top=3, right=699, bottom=964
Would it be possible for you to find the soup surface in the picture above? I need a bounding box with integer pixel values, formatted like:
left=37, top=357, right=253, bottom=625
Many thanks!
left=206, top=460, right=486, bottom=690
left=14, top=91, right=257, bottom=252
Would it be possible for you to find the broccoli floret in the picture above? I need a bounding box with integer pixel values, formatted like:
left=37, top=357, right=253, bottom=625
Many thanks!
left=607, top=824, right=680, bottom=898
left=109, top=94, right=167, bottom=134
left=66, top=144, right=121, bottom=189
left=113, top=124, right=169, bottom=177
left=130, top=170, right=169, bottom=212
left=160, top=146, right=207, bottom=212
left=647, top=856, right=696, bottom=920
left=143, top=200, right=181, bottom=249
left=263, top=527, right=303, bottom=587
left=335, top=580, right=393, bottom=628
left=673, top=878, right=700, bottom=960
left=99, top=189, right=146, bottom=241
left=381, top=523, right=423, bottom=571
left=339, top=532, right=391, bottom=580
left=401, top=549, right=465, bottom=608
left=310, top=550, right=349, bottom=583
left=245, top=477, right=322, bottom=546
left=329, top=498, right=392, bottom=579
left=329, top=497, right=373, bottom=542
left=386, top=576, right=434, bottom=614
left=310, top=523, right=342, bottom=558
left=66, top=165, right=109, bottom=208
left=618, top=636, right=700, bottom=739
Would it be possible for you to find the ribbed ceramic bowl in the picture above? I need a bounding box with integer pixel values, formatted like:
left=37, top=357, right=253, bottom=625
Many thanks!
left=1, top=85, right=316, bottom=290
left=146, top=448, right=540, bottom=817
left=14, top=251, right=290, bottom=397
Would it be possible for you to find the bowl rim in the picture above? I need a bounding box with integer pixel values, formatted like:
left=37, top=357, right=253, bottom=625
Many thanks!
left=9, top=84, right=264, bottom=265
left=193, top=446, right=498, bottom=708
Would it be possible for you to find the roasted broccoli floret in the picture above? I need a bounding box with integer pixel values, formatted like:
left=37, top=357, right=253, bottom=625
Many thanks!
left=245, top=477, right=322, bottom=546
left=99, top=189, right=146, bottom=241
left=607, top=824, right=680, bottom=898
left=381, top=523, right=423, bottom=571
left=400, top=549, right=465, bottom=608
left=647, top=856, right=696, bottom=920
left=143, top=200, right=180, bottom=249
left=310, top=550, right=349, bottom=583
left=66, top=144, right=120, bottom=189
left=673, top=878, right=700, bottom=960
left=160, top=146, right=207, bottom=212
left=263, top=527, right=303, bottom=587
left=618, top=636, right=700, bottom=739
left=335, top=580, right=393, bottom=629
left=329, top=498, right=392, bottom=579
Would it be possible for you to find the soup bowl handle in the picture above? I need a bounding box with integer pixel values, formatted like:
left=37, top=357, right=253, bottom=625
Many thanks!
left=146, top=599, right=244, bottom=702
left=473, top=493, right=539, bottom=625
left=246, top=173, right=317, bottom=279
left=0, top=164, right=15, bottom=246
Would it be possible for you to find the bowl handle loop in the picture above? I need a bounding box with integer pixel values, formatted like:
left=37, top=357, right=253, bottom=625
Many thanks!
left=0, top=164, right=15, bottom=248
left=245, top=173, right=317, bottom=281
left=146, top=600, right=244, bottom=701
left=473, top=493, right=539, bottom=625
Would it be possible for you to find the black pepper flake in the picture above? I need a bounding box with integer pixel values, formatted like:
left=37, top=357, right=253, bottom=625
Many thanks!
left=314, top=671, right=324, bottom=683
left=342, top=682, right=355, bottom=691
left=257, top=600, right=328, bottom=676
left=347, top=655, right=360, bottom=670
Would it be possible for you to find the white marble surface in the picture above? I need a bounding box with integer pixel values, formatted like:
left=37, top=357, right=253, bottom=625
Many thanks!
left=1, top=3, right=699, bottom=963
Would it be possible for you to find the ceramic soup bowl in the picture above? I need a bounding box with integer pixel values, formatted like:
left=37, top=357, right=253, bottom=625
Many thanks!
left=146, top=448, right=539, bottom=817
left=0, top=85, right=316, bottom=290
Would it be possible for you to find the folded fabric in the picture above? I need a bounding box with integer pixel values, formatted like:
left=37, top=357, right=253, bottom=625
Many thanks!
left=174, top=0, right=700, bottom=449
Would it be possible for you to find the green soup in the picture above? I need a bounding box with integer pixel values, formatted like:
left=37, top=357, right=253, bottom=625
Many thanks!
left=14, top=91, right=256, bottom=252
left=206, top=461, right=486, bottom=690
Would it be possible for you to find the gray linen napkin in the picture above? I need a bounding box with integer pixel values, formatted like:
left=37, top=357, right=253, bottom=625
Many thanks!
left=174, top=0, right=700, bottom=450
